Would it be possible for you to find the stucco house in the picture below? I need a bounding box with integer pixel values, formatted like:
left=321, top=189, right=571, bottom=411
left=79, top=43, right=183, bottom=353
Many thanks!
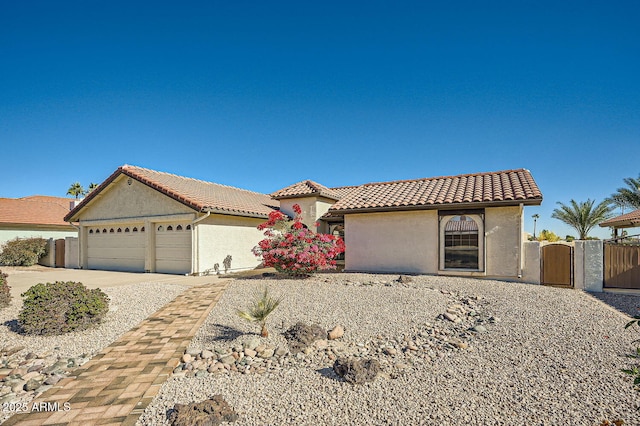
left=0, top=196, right=77, bottom=247
left=66, top=165, right=542, bottom=279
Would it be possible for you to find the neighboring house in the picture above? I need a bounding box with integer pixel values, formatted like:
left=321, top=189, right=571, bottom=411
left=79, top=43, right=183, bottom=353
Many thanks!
left=66, top=165, right=543, bottom=279
left=64, top=165, right=277, bottom=274
left=0, top=196, right=77, bottom=248
left=599, top=208, right=640, bottom=238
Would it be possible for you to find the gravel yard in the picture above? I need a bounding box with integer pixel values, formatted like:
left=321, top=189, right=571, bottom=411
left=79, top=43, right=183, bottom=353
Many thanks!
left=0, top=281, right=189, bottom=423
left=138, top=273, right=640, bottom=426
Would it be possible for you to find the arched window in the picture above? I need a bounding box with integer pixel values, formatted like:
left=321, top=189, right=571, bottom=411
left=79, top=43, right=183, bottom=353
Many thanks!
left=117, top=228, right=122, bottom=233
left=89, top=229, right=94, bottom=234
left=141, top=226, right=145, bottom=232
left=443, top=215, right=480, bottom=270
left=133, top=227, right=138, bottom=232
left=124, top=227, right=130, bottom=233
left=109, top=228, right=115, bottom=233
left=157, top=225, right=164, bottom=232
left=176, top=225, right=183, bottom=231
left=103, top=229, right=107, bottom=233
left=186, top=224, right=191, bottom=230
left=167, top=225, right=173, bottom=231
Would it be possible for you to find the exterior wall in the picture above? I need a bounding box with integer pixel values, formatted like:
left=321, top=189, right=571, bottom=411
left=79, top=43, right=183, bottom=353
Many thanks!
left=196, top=214, right=265, bottom=274
left=521, top=241, right=541, bottom=284
left=574, top=240, right=604, bottom=292
left=38, top=238, right=56, bottom=267
left=0, top=228, right=77, bottom=248
left=344, top=210, right=439, bottom=274
left=65, top=237, right=79, bottom=269
left=78, top=175, right=193, bottom=221
left=484, top=206, right=522, bottom=278
left=279, top=197, right=335, bottom=231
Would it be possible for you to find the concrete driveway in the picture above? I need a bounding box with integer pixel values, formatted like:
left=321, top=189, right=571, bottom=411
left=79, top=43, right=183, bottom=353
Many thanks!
left=2, top=267, right=223, bottom=299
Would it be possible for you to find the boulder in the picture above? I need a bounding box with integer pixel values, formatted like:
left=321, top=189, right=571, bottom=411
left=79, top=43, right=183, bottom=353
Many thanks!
left=168, top=395, right=238, bottom=426
left=284, top=322, right=326, bottom=354
left=333, top=358, right=381, bottom=385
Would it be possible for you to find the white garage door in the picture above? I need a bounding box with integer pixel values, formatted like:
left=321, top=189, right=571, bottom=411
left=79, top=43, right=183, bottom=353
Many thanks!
left=87, top=225, right=145, bottom=272
left=155, top=223, right=192, bottom=274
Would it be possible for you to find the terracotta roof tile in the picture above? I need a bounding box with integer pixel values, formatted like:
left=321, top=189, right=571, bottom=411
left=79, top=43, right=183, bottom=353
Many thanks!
left=0, top=197, right=75, bottom=227
left=66, top=165, right=278, bottom=221
left=329, top=169, right=542, bottom=213
left=599, top=208, right=640, bottom=228
left=271, top=180, right=344, bottom=200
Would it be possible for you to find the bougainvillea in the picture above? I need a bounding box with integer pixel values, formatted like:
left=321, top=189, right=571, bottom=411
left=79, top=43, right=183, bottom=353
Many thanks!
left=252, top=204, right=345, bottom=276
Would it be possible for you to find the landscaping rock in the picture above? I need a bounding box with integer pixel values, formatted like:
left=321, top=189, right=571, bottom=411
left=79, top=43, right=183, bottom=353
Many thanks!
left=333, top=357, right=381, bottom=385
left=284, top=322, right=326, bottom=353
left=396, top=275, right=413, bottom=283
left=328, top=325, right=345, bottom=340
left=168, top=395, right=238, bottom=426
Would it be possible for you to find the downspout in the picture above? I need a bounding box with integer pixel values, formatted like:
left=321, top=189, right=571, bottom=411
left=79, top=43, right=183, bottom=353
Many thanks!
left=191, top=211, right=211, bottom=275
left=518, top=203, right=524, bottom=278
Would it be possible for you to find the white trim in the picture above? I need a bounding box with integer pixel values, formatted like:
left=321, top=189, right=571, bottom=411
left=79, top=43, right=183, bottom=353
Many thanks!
left=439, top=214, right=485, bottom=272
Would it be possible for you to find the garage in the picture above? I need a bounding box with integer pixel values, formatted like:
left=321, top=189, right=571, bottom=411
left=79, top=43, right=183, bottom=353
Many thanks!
left=87, top=225, right=145, bottom=272
left=155, top=222, right=192, bottom=274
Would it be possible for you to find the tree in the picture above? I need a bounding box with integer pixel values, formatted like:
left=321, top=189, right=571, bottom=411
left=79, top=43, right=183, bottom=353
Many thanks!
left=66, top=182, right=85, bottom=199
left=537, top=229, right=561, bottom=242
left=551, top=199, right=614, bottom=240
left=607, top=174, right=640, bottom=211
left=87, top=182, right=99, bottom=193
left=531, top=213, right=540, bottom=238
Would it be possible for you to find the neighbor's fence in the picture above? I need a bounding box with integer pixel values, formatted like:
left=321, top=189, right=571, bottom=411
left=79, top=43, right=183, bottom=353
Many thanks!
left=603, top=238, right=640, bottom=290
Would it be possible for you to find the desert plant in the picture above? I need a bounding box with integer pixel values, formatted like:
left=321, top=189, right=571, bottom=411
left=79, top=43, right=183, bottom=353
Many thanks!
left=623, top=315, right=640, bottom=407
left=252, top=204, right=345, bottom=276
left=536, top=229, right=561, bottom=242
left=236, top=286, right=282, bottom=337
left=551, top=199, right=614, bottom=240
left=607, top=174, right=640, bottom=211
left=0, top=270, right=11, bottom=308
left=66, top=182, right=85, bottom=199
left=223, top=255, right=232, bottom=273
left=0, top=237, right=48, bottom=266
left=19, top=281, right=109, bottom=335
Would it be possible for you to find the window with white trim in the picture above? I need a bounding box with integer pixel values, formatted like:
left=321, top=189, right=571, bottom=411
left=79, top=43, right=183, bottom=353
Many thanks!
left=439, top=213, right=484, bottom=271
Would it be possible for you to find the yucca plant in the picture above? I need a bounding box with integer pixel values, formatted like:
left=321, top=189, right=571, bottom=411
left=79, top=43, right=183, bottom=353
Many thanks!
left=236, top=286, right=282, bottom=337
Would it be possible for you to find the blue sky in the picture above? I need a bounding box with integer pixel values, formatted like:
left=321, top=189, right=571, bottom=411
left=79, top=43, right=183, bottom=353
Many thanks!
left=1, top=1, right=639, bottom=238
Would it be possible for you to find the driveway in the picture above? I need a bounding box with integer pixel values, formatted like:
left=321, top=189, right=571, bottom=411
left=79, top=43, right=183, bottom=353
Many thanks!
left=2, top=266, right=222, bottom=299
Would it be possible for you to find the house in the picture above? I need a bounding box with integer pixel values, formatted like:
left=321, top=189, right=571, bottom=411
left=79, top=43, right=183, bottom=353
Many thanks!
left=599, top=208, right=640, bottom=238
left=66, top=165, right=543, bottom=279
left=0, top=196, right=78, bottom=248
left=64, top=165, right=277, bottom=274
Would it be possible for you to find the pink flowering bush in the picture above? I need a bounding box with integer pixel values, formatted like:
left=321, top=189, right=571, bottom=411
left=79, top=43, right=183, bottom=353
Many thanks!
left=252, top=204, right=345, bottom=276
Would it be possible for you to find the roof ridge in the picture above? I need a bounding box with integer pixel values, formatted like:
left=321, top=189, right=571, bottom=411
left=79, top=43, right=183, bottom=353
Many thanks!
left=361, top=169, right=529, bottom=187
left=122, top=165, right=269, bottom=196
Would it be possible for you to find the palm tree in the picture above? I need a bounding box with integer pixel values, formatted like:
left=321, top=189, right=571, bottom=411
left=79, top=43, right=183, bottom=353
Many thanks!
left=607, top=175, right=640, bottom=211
left=236, top=286, right=282, bottom=337
left=551, top=199, right=614, bottom=240
left=531, top=213, right=540, bottom=238
left=66, top=182, right=85, bottom=199
left=87, top=182, right=99, bottom=193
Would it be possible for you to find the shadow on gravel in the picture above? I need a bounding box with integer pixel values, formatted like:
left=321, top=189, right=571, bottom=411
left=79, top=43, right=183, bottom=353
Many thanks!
left=316, top=367, right=341, bottom=381
left=208, top=324, right=246, bottom=342
left=3, top=319, right=21, bottom=334
left=587, top=292, right=640, bottom=318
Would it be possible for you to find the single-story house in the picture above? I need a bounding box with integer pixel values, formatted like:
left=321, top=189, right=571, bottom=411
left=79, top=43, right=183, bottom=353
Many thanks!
left=0, top=196, right=78, bottom=248
left=599, top=208, right=640, bottom=238
left=65, top=165, right=543, bottom=279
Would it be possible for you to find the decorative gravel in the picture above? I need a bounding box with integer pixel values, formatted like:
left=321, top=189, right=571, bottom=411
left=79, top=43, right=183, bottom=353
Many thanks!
left=138, top=274, right=640, bottom=425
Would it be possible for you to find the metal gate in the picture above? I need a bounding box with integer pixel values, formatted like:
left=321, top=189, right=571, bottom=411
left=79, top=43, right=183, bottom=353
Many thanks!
left=604, top=242, right=640, bottom=289
left=541, top=243, right=573, bottom=287
left=54, top=239, right=65, bottom=268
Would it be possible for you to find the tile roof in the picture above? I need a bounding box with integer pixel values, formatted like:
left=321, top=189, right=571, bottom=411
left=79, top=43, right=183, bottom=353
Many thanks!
left=66, top=165, right=278, bottom=221
left=599, top=208, right=640, bottom=228
left=0, top=197, right=75, bottom=228
left=271, top=180, right=344, bottom=200
left=328, top=169, right=542, bottom=213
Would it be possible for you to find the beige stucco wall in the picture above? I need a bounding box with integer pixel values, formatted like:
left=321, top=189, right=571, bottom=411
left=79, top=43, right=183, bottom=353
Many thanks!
left=484, top=206, right=522, bottom=278
left=279, top=197, right=335, bottom=231
left=345, top=210, right=439, bottom=274
left=0, top=228, right=77, bottom=248
left=196, top=214, right=265, bottom=274
left=77, top=175, right=193, bottom=221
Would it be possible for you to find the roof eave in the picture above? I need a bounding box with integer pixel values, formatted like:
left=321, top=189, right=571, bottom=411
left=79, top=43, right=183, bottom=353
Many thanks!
left=271, top=193, right=340, bottom=201
left=202, top=206, right=270, bottom=219
left=329, top=198, right=543, bottom=215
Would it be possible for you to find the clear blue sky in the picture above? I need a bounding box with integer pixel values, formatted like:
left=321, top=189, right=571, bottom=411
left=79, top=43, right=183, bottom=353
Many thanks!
left=1, top=1, right=639, bottom=239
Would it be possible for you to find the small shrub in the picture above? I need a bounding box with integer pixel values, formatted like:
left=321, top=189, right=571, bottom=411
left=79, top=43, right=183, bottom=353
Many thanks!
left=0, top=270, right=11, bottom=308
left=19, top=281, right=109, bottom=335
left=236, top=286, right=282, bottom=337
left=0, top=237, right=48, bottom=266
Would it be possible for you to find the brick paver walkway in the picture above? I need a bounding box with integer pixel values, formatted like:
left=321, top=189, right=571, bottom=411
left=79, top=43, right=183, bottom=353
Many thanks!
left=3, top=280, right=229, bottom=426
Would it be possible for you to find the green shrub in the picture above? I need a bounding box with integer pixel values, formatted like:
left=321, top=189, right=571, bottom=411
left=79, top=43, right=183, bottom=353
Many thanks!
left=19, top=281, right=109, bottom=335
left=0, top=270, right=11, bottom=308
left=0, top=237, right=48, bottom=266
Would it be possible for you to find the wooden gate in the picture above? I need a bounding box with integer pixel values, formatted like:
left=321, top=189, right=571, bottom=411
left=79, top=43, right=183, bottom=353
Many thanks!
left=55, top=239, right=65, bottom=268
left=541, top=243, right=573, bottom=287
left=604, top=243, right=640, bottom=289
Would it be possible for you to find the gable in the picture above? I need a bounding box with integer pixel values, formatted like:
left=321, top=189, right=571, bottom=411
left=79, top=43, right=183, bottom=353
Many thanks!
left=75, top=175, right=195, bottom=221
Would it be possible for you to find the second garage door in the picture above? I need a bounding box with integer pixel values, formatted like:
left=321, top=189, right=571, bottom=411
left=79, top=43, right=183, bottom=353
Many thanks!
left=155, top=223, right=192, bottom=274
